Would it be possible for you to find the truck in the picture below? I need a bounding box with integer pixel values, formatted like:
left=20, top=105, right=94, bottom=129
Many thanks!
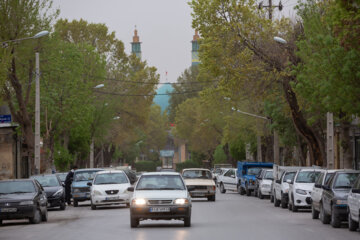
left=237, top=161, right=273, bottom=196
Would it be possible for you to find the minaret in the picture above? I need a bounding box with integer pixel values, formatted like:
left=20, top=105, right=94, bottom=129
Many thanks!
left=191, top=30, right=200, bottom=66
left=131, top=27, right=142, bottom=59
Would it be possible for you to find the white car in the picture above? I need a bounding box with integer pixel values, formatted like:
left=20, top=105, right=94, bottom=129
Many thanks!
left=89, top=170, right=131, bottom=210
left=288, top=169, right=323, bottom=212
left=310, top=169, right=338, bottom=219
left=258, top=169, right=273, bottom=199
left=273, top=171, right=297, bottom=208
left=348, top=174, right=360, bottom=231
left=217, top=168, right=238, bottom=193
left=128, top=172, right=192, bottom=228
left=182, top=168, right=216, bottom=201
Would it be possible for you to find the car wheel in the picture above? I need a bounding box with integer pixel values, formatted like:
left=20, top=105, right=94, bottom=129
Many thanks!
left=291, top=195, right=298, bottom=212
left=348, top=212, right=359, bottom=231
left=91, top=203, right=96, bottom=210
left=0, top=220, right=3, bottom=225
left=245, top=184, right=251, bottom=196
left=288, top=200, right=292, bottom=211
left=331, top=205, right=341, bottom=228
left=311, top=204, right=319, bottom=219
left=29, top=208, right=42, bottom=224
left=41, top=209, right=48, bottom=222
left=259, top=190, right=264, bottom=199
left=207, top=195, right=216, bottom=202
left=320, top=203, right=330, bottom=224
left=270, top=194, right=274, bottom=203
left=274, top=195, right=280, bottom=207
left=184, top=216, right=191, bottom=227
left=281, top=194, right=287, bottom=209
left=220, top=183, right=226, bottom=194
left=240, top=186, right=246, bottom=195
left=130, top=215, right=139, bottom=228
left=73, top=200, right=78, bottom=207
left=60, top=201, right=66, bottom=210
left=237, top=184, right=242, bottom=194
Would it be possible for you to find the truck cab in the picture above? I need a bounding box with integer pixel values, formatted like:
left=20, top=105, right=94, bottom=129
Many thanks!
left=237, top=162, right=273, bottom=196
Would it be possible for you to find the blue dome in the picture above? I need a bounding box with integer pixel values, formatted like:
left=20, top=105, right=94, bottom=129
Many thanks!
left=153, top=85, right=174, bottom=112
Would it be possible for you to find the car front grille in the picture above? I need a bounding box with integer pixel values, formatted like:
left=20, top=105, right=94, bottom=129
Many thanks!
left=190, top=186, right=207, bottom=190
left=105, top=190, right=119, bottom=195
left=148, top=199, right=173, bottom=205
left=77, top=187, right=89, bottom=193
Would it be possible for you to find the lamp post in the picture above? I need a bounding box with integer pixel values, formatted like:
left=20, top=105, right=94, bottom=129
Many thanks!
left=1, top=30, right=49, bottom=174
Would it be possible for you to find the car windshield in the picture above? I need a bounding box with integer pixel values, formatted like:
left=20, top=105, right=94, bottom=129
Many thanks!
left=0, top=181, right=36, bottom=194
left=57, top=173, right=67, bottom=182
left=324, top=173, right=334, bottom=185
left=182, top=170, right=212, bottom=179
left=334, top=173, right=360, bottom=189
left=264, top=171, right=274, bottom=180
left=74, top=171, right=99, bottom=181
left=94, top=172, right=128, bottom=185
left=247, top=167, right=262, bottom=176
left=295, top=171, right=321, bottom=183
left=136, top=175, right=185, bottom=190
left=283, top=172, right=295, bottom=182
left=32, top=175, right=60, bottom=187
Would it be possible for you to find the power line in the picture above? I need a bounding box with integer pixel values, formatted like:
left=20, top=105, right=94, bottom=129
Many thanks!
left=94, top=89, right=202, bottom=97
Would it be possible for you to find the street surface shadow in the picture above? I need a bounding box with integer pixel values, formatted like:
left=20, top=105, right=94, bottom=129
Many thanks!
left=93, top=205, right=129, bottom=211
left=0, top=220, right=30, bottom=226
left=137, top=223, right=186, bottom=228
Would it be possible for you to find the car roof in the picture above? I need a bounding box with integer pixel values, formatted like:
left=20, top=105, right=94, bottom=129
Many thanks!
left=182, top=168, right=210, bottom=171
left=75, top=168, right=104, bottom=172
left=0, top=179, right=35, bottom=182
left=141, top=172, right=180, bottom=176
left=334, top=170, right=360, bottom=174
left=298, top=168, right=323, bottom=172
left=31, top=174, right=57, bottom=177
left=95, top=170, right=125, bottom=174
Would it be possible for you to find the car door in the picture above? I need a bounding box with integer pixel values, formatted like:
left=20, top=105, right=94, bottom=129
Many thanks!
left=275, top=172, right=284, bottom=199
left=34, top=180, right=48, bottom=211
left=222, top=169, right=236, bottom=191
left=322, top=175, right=334, bottom=214
left=349, top=176, right=360, bottom=221
left=311, top=172, right=324, bottom=210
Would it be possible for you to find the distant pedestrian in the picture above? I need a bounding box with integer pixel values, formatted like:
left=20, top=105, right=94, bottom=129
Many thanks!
left=65, top=165, right=78, bottom=205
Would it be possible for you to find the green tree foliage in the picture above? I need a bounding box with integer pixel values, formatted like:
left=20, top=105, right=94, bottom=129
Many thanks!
left=134, top=160, right=161, bottom=172
left=175, top=160, right=201, bottom=172
left=213, top=145, right=227, bottom=164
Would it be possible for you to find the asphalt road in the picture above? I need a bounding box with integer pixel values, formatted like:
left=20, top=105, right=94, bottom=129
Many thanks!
left=1, top=191, right=359, bottom=240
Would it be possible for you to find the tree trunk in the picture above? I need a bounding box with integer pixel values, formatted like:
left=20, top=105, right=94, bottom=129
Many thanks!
left=223, top=143, right=236, bottom=167
left=282, top=77, right=326, bottom=166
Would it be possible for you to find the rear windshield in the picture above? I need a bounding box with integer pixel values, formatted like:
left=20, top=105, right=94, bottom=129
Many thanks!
left=0, top=181, right=36, bottom=194
left=32, top=175, right=60, bottom=187
left=264, top=171, right=274, bottom=180
left=295, top=171, right=321, bottom=183
left=247, top=168, right=262, bottom=176
left=94, top=172, right=128, bottom=185
left=74, top=171, right=99, bottom=181
left=182, top=170, right=212, bottom=179
left=136, top=175, right=185, bottom=190
left=334, top=173, right=360, bottom=189
left=283, top=172, right=295, bottom=182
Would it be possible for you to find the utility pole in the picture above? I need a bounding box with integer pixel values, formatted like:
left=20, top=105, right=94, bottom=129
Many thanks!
left=259, top=0, right=283, bottom=20
left=327, top=112, right=334, bottom=169
left=35, top=52, right=40, bottom=174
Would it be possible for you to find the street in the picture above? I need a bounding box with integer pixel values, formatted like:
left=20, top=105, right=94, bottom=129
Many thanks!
left=1, top=191, right=358, bottom=240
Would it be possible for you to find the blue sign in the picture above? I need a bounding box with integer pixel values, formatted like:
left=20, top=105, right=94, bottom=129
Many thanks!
left=0, top=115, right=11, bottom=123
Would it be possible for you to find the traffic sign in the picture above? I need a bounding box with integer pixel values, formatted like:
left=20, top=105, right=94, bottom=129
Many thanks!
left=0, top=115, right=11, bottom=123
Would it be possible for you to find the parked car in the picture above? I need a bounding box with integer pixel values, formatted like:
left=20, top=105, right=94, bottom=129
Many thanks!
left=88, top=170, right=131, bottom=210
left=217, top=168, right=237, bottom=193
left=71, top=168, right=104, bottom=207
left=348, top=174, right=360, bottom=231
left=31, top=174, right=66, bottom=210
left=237, top=162, right=273, bottom=196
left=181, top=168, right=216, bottom=201
left=320, top=170, right=360, bottom=227
left=254, top=169, right=266, bottom=197
left=257, top=169, right=274, bottom=199
left=56, top=172, right=68, bottom=185
left=0, top=179, right=48, bottom=225
left=310, top=169, right=338, bottom=219
left=273, top=171, right=297, bottom=208
left=213, top=168, right=228, bottom=186
left=288, top=169, right=323, bottom=212
left=128, top=172, right=192, bottom=228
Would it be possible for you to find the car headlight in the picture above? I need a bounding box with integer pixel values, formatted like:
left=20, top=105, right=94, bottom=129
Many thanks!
left=93, top=190, right=102, bottom=196
left=295, top=189, right=307, bottom=195
left=19, top=200, right=34, bottom=205
left=336, top=199, right=347, bottom=205
left=174, top=198, right=189, bottom=205
left=208, top=186, right=216, bottom=191
left=53, top=189, right=64, bottom=197
left=73, top=188, right=80, bottom=193
left=132, top=198, right=146, bottom=205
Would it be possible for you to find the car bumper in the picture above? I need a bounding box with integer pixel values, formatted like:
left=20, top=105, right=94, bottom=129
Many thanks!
left=293, top=193, right=312, bottom=207
left=189, top=190, right=215, bottom=198
left=130, top=205, right=191, bottom=220
left=333, top=204, right=348, bottom=220
left=72, top=192, right=91, bottom=201
left=260, top=187, right=272, bottom=195
left=0, top=205, right=36, bottom=220
left=47, top=196, right=64, bottom=208
left=92, top=194, right=130, bottom=205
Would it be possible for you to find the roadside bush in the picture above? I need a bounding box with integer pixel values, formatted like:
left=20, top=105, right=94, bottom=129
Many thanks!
left=134, top=161, right=161, bottom=172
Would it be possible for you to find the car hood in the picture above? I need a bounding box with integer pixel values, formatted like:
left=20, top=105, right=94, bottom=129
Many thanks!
left=333, top=189, right=351, bottom=199
left=43, top=186, right=62, bottom=197
left=92, top=183, right=131, bottom=193
left=294, top=183, right=314, bottom=191
left=0, top=192, right=36, bottom=202
left=184, top=179, right=215, bottom=186
left=261, top=179, right=273, bottom=185
left=133, top=190, right=188, bottom=200
left=72, top=181, right=91, bottom=188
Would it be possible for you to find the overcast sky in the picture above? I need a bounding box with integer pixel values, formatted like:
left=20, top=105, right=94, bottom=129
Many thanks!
left=52, top=0, right=298, bottom=85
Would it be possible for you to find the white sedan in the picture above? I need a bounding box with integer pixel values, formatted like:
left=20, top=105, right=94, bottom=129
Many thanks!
left=88, top=170, right=131, bottom=210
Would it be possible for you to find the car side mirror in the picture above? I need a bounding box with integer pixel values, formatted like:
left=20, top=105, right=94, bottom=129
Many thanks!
left=87, top=182, right=92, bottom=186
left=352, top=188, right=360, bottom=194
left=127, top=187, right=134, bottom=192
left=314, top=183, right=322, bottom=188
left=276, top=180, right=281, bottom=184
left=286, top=179, right=293, bottom=184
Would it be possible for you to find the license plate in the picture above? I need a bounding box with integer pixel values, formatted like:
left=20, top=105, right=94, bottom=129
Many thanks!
left=0, top=208, right=17, bottom=213
left=105, top=196, right=119, bottom=201
left=149, top=207, right=170, bottom=213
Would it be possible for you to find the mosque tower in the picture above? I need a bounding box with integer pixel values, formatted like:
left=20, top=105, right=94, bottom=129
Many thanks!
left=131, top=27, right=142, bottom=59
left=191, top=30, right=200, bottom=66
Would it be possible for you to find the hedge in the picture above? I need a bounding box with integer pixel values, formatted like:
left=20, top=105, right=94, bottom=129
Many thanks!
left=134, top=161, right=161, bottom=172
left=175, top=160, right=201, bottom=172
